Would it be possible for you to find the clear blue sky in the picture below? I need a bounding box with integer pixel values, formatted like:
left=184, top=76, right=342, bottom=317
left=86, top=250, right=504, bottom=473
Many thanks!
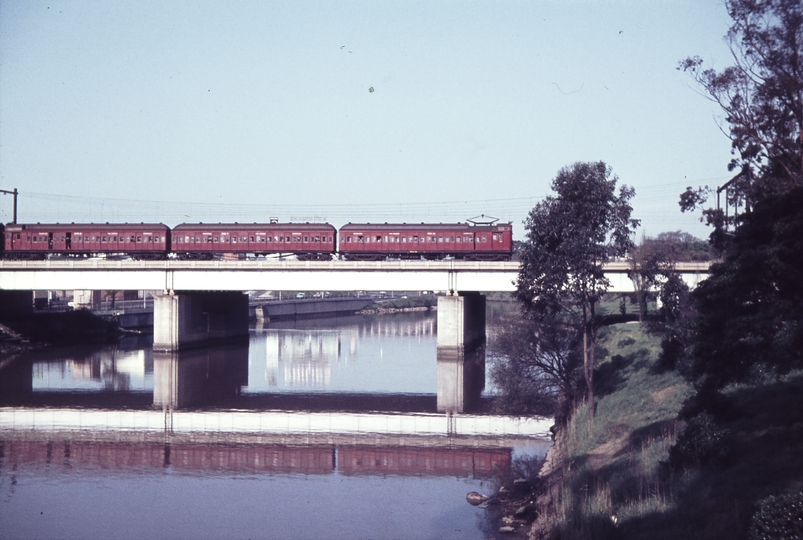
left=0, top=0, right=735, bottom=239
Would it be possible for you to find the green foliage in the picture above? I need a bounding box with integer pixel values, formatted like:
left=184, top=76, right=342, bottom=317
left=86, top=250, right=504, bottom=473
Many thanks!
left=542, top=324, right=691, bottom=539
left=688, top=188, right=803, bottom=389
left=678, top=0, right=803, bottom=244
left=668, top=413, right=731, bottom=470
left=488, top=314, right=583, bottom=419
left=517, top=161, right=639, bottom=418
left=749, top=492, right=803, bottom=540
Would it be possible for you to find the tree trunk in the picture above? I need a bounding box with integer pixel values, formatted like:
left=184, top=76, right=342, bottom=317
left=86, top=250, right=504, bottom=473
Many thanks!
left=583, top=322, right=595, bottom=421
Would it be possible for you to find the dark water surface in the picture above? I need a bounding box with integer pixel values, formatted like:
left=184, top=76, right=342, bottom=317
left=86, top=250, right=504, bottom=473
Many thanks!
left=1, top=311, right=551, bottom=539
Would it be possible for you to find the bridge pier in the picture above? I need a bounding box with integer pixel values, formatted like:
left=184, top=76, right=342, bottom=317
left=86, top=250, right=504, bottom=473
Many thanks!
left=153, top=291, right=249, bottom=352
left=436, top=292, right=486, bottom=351
left=436, top=292, right=486, bottom=413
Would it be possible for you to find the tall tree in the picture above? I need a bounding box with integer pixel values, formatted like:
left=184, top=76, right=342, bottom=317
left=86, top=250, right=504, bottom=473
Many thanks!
left=678, top=0, right=803, bottom=242
left=516, top=162, right=639, bottom=420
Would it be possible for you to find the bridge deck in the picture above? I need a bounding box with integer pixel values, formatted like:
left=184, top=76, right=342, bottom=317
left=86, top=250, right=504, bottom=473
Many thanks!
left=0, top=260, right=713, bottom=293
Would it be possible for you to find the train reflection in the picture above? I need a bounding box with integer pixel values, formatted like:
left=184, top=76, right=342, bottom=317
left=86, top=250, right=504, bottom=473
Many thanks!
left=0, top=438, right=516, bottom=479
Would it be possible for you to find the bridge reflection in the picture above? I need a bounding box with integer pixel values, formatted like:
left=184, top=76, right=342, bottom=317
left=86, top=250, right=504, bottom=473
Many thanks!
left=1, top=315, right=552, bottom=482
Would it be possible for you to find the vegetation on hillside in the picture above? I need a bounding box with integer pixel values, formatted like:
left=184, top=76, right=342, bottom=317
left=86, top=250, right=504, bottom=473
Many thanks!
left=494, top=2, right=803, bottom=538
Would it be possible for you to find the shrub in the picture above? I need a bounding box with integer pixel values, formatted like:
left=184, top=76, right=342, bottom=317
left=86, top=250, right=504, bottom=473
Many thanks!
left=669, top=413, right=730, bottom=471
left=749, top=492, right=803, bottom=540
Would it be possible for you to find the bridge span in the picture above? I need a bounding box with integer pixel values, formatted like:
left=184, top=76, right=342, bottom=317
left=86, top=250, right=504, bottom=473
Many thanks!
left=0, top=259, right=712, bottom=352
left=0, top=259, right=712, bottom=293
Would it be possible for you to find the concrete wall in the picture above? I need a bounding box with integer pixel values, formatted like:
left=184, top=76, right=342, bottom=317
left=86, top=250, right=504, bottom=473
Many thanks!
left=252, top=298, right=374, bottom=322
left=153, top=292, right=248, bottom=351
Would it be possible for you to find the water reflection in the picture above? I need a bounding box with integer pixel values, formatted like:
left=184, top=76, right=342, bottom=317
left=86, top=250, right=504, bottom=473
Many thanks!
left=153, top=341, right=248, bottom=409
left=248, top=313, right=438, bottom=395
left=0, top=437, right=519, bottom=479
left=0, top=311, right=551, bottom=540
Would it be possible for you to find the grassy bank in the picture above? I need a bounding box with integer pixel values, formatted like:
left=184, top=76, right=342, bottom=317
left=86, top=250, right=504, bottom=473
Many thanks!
left=533, top=323, right=803, bottom=539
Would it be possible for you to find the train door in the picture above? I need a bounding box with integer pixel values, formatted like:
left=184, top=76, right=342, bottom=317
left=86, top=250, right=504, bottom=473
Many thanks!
left=66, top=232, right=72, bottom=250
left=48, top=233, right=54, bottom=250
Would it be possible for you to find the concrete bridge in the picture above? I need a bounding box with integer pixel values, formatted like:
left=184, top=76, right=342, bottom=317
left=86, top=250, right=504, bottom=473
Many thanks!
left=0, top=259, right=712, bottom=293
left=0, top=259, right=712, bottom=353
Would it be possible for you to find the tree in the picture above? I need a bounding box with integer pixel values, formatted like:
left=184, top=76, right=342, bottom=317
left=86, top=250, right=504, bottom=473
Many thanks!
left=687, top=187, right=803, bottom=391
left=678, top=0, right=803, bottom=243
left=628, top=232, right=713, bottom=322
left=516, top=161, right=639, bottom=419
left=489, top=313, right=582, bottom=419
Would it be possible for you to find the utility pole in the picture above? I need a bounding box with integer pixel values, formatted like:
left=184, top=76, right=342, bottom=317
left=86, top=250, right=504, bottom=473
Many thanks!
left=0, top=188, right=18, bottom=223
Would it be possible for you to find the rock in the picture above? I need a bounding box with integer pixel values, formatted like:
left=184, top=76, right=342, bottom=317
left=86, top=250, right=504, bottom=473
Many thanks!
left=466, top=492, right=490, bottom=506
left=513, top=478, right=529, bottom=487
left=514, top=503, right=536, bottom=519
left=499, top=525, right=517, bottom=534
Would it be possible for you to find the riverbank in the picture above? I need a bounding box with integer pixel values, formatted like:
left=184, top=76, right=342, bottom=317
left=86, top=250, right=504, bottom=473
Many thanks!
left=357, top=295, right=438, bottom=315
left=0, top=310, right=122, bottom=351
left=530, top=323, right=803, bottom=539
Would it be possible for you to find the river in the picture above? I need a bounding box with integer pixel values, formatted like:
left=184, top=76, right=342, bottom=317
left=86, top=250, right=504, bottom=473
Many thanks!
left=0, top=310, right=551, bottom=539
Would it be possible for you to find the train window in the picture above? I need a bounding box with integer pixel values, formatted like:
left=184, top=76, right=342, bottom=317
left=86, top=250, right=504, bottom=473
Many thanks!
left=456, top=237, right=461, bottom=243
left=249, top=236, right=255, bottom=242
left=401, top=237, right=406, bottom=243
left=438, top=236, right=443, bottom=242
left=213, top=237, right=219, bottom=243
left=285, top=236, right=290, bottom=242
left=303, top=236, right=308, bottom=243
left=492, top=234, right=498, bottom=241
left=102, top=236, right=107, bottom=242
left=346, top=237, right=352, bottom=243
left=137, top=236, right=142, bottom=242
left=206, top=237, right=212, bottom=243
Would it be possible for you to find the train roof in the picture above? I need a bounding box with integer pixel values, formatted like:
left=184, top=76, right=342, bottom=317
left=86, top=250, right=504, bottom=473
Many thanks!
left=4, top=223, right=169, bottom=232
left=339, top=222, right=511, bottom=231
left=172, top=222, right=336, bottom=232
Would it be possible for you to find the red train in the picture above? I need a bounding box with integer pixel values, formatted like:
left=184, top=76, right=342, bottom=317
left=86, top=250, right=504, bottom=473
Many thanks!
left=339, top=222, right=512, bottom=261
left=170, top=223, right=336, bottom=261
left=3, top=223, right=170, bottom=260
left=1, top=221, right=513, bottom=261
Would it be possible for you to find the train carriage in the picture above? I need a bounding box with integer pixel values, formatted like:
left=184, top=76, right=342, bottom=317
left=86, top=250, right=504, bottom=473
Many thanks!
left=2, top=223, right=170, bottom=260
left=338, top=222, right=513, bottom=261
left=171, top=223, right=336, bottom=260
